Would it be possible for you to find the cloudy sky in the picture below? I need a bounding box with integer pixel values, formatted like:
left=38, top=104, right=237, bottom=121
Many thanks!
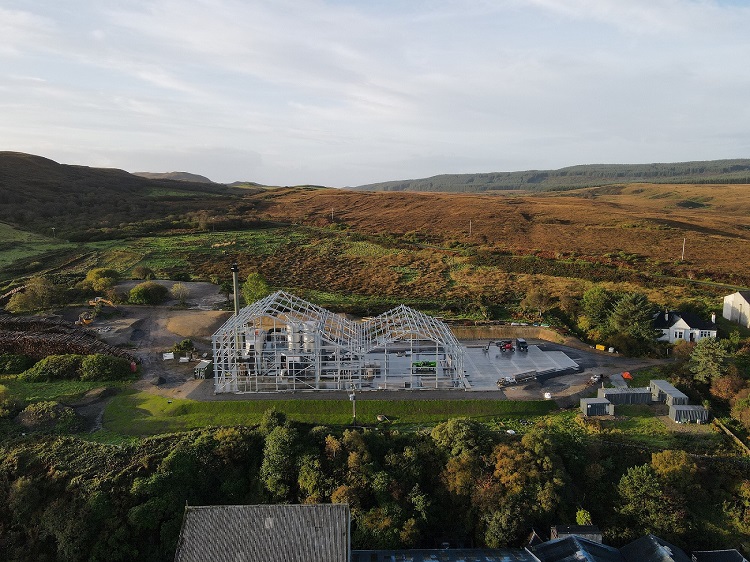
left=1, top=1, right=749, bottom=186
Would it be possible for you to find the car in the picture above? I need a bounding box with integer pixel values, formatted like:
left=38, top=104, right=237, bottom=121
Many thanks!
left=515, top=338, right=528, bottom=352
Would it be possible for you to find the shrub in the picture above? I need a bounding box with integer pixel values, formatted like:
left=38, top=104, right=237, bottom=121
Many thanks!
left=0, top=353, right=34, bottom=374
left=83, top=268, right=120, bottom=292
left=129, top=281, right=169, bottom=305
left=20, top=355, right=84, bottom=382
left=80, top=354, right=133, bottom=381
left=171, top=339, right=195, bottom=352
left=16, top=401, right=81, bottom=433
left=132, top=265, right=156, bottom=280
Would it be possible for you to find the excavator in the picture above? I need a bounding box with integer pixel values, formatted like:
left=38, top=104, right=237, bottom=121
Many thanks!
left=75, top=297, right=116, bottom=326
left=88, top=296, right=117, bottom=308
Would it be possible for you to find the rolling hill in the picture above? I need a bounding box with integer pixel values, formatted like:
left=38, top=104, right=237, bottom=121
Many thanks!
left=0, top=152, right=242, bottom=240
left=133, top=171, right=215, bottom=183
left=353, top=159, right=750, bottom=193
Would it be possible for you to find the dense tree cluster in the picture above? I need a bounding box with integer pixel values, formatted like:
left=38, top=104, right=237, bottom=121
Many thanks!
left=576, top=286, right=659, bottom=355
left=0, top=412, right=747, bottom=561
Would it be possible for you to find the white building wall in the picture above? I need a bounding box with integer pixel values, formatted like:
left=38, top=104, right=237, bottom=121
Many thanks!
left=723, top=293, right=750, bottom=328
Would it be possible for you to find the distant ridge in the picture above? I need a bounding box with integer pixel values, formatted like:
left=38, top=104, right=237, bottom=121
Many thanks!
left=353, top=159, right=750, bottom=193
left=134, top=171, right=215, bottom=183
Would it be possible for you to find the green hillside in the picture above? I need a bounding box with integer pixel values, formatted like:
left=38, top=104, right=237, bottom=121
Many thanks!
left=353, top=159, right=750, bottom=193
left=0, top=152, right=247, bottom=241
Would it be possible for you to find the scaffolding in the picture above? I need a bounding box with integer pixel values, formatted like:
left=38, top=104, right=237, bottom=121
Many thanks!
left=212, top=291, right=466, bottom=393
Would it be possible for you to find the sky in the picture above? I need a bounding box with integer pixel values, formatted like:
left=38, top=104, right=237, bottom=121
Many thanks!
left=1, top=0, right=749, bottom=187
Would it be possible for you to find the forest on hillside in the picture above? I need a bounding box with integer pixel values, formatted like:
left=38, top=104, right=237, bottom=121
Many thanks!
left=353, top=160, right=750, bottom=192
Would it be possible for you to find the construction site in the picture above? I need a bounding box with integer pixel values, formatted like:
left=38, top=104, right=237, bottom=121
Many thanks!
left=210, top=291, right=584, bottom=394
left=212, top=291, right=467, bottom=393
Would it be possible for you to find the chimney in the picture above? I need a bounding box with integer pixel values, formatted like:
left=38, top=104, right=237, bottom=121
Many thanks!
left=664, top=310, right=669, bottom=321
left=231, top=262, right=240, bottom=316
left=711, top=312, right=716, bottom=324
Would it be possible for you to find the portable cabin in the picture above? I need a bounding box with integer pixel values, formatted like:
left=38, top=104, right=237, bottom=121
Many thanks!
left=669, top=405, right=709, bottom=424
left=194, top=359, right=213, bottom=379
left=650, top=380, right=689, bottom=406
left=597, top=387, right=652, bottom=405
left=581, top=398, right=614, bottom=417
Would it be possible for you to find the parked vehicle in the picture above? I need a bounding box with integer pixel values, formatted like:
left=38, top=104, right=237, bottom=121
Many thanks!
left=516, top=338, right=528, bottom=352
left=497, top=340, right=514, bottom=352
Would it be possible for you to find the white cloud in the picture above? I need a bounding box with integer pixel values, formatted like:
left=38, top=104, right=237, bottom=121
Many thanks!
left=2, top=0, right=750, bottom=185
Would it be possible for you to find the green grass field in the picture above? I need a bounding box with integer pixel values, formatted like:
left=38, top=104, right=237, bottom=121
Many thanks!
left=1, top=379, right=130, bottom=403
left=102, top=390, right=558, bottom=436
left=0, top=222, right=76, bottom=271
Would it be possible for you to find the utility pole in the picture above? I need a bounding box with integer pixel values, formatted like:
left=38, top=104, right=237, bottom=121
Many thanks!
left=469, top=220, right=472, bottom=237
left=349, top=389, right=356, bottom=425
left=231, top=262, right=241, bottom=316
left=681, top=237, right=686, bottom=261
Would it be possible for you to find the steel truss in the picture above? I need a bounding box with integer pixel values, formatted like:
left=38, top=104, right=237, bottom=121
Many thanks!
left=212, top=291, right=466, bottom=393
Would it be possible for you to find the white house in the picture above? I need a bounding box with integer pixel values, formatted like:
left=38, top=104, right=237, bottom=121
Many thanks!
left=653, top=311, right=717, bottom=344
left=723, top=291, right=750, bottom=328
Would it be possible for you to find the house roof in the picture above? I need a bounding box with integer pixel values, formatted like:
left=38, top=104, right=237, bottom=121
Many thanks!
left=532, top=535, right=624, bottom=562
left=173, top=504, right=350, bottom=562
left=620, top=534, right=690, bottom=562
left=653, top=311, right=716, bottom=331
left=351, top=549, right=539, bottom=561
left=552, top=525, right=602, bottom=536
left=691, top=549, right=749, bottom=562
left=728, top=291, right=750, bottom=304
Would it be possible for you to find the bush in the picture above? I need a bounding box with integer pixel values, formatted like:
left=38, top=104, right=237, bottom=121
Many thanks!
left=16, top=401, right=81, bottom=433
left=20, top=355, right=84, bottom=382
left=83, top=268, right=120, bottom=292
left=171, top=339, right=195, bottom=352
left=129, top=281, right=169, bottom=305
left=0, top=353, right=34, bottom=374
left=80, top=354, right=133, bottom=381
left=18, top=354, right=133, bottom=382
left=132, top=266, right=155, bottom=280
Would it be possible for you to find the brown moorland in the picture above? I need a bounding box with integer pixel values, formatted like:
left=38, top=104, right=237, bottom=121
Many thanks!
left=249, top=183, right=750, bottom=286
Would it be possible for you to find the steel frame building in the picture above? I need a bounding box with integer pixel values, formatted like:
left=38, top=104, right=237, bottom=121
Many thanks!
left=212, top=291, right=466, bottom=393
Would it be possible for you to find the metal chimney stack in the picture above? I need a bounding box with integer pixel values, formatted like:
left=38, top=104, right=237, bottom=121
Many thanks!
left=231, top=262, right=240, bottom=316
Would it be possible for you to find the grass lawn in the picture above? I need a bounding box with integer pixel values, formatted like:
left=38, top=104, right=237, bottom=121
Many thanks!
left=1, top=378, right=131, bottom=403
left=102, top=389, right=558, bottom=436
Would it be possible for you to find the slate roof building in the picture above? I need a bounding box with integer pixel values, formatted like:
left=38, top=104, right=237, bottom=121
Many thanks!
left=531, top=535, right=624, bottom=562
left=653, top=311, right=717, bottom=344
left=351, top=549, right=540, bottom=561
left=173, top=504, right=350, bottom=562
left=692, top=549, right=749, bottom=562
left=550, top=525, right=603, bottom=544
left=620, top=534, right=691, bottom=562
left=723, top=291, right=750, bottom=328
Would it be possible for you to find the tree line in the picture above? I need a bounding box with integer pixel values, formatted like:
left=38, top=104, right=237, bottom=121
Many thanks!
left=0, top=411, right=748, bottom=561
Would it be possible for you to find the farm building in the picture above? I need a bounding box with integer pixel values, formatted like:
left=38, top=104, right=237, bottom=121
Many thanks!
left=723, top=291, right=750, bottom=329
left=581, top=398, right=615, bottom=417
left=669, top=405, right=709, bottom=424
left=651, top=380, right=689, bottom=406
left=212, top=291, right=466, bottom=393
left=597, top=387, right=652, bottom=405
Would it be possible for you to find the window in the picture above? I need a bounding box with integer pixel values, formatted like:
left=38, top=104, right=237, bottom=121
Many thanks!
left=699, top=331, right=713, bottom=338
left=674, top=330, right=684, bottom=340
